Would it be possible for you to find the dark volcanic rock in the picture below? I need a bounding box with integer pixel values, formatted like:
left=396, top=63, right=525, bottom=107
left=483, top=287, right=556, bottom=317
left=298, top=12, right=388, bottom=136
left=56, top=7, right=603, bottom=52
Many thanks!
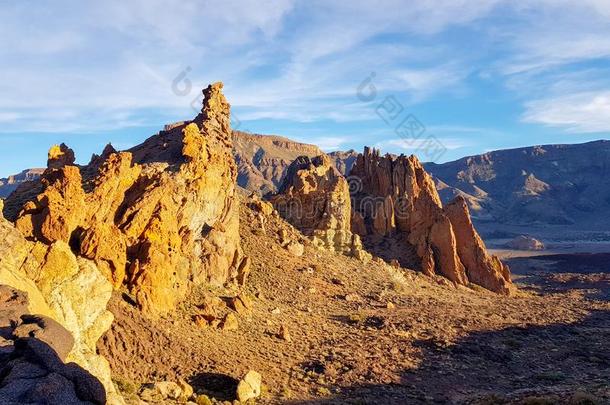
left=0, top=286, right=106, bottom=405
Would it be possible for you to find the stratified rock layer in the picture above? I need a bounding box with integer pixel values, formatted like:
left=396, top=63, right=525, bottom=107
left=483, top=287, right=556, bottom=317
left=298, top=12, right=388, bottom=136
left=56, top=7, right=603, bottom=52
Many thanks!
left=232, top=131, right=324, bottom=194
left=270, top=155, right=370, bottom=261
left=5, top=83, right=248, bottom=315
left=350, top=147, right=512, bottom=294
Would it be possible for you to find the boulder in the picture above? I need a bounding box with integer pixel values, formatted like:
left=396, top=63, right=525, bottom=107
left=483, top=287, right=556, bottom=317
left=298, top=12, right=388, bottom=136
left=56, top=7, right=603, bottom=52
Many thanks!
left=221, top=313, right=239, bottom=331
left=236, top=370, right=262, bottom=402
left=286, top=241, right=305, bottom=257
left=154, top=381, right=182, bottom=400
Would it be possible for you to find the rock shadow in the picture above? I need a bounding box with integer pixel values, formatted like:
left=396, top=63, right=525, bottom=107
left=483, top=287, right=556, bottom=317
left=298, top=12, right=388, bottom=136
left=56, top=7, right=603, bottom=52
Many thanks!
left=284, top=310, right=610, bottom=404
left=188, top=371, right=240, bottom=401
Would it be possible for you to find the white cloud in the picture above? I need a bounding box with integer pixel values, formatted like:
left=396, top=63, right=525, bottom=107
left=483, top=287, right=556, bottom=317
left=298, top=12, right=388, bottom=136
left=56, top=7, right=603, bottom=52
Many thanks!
left=523, top=91, right=610, bottom=133
left=0, top=0, right=504, bottom=133
left=2, top=0, right=610, bottom=137
left=307, top=136, right=349, bottom=151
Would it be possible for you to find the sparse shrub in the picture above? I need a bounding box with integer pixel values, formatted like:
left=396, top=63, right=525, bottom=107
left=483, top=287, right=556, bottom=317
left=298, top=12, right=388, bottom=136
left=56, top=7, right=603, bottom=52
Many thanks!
left=196, top=394, right=213, bottom=405
left=520, top=395, right=559, bottom=405
left=281, top=386, right=293, bottom=398
left=569, top=391, right=601, bottom=405
left=473, top=393, right=507, bottom=404
left=502, top=338, right=522, bottom=349
left=534, top=371, right=565, bottom=382
left=112, top=376, right=140, bottom=396
left=348, top=312, right=365, bottom=324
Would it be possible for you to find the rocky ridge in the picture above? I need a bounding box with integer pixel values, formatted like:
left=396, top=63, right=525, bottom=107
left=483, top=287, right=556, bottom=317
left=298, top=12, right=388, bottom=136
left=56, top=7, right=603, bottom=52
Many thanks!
left=0, top=168, right=44, bottom=199
left=350, top=147, right=513, bottom=294
left=424, top=140, right=610, bottom=227
left=232, top=131, right=323, bottom=194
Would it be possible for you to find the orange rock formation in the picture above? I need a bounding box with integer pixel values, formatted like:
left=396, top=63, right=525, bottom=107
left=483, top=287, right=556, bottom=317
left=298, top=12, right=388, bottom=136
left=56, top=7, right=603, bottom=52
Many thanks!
left=6, top=83, right=249, bottom=314
left=350, top=147, right=513, bottom=294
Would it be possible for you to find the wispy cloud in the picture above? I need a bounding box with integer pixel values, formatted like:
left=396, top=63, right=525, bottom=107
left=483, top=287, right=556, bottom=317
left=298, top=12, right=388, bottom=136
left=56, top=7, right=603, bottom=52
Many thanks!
left=523, top=91, right=610, bottom=133
left=1, top=0, right=610, bottom=140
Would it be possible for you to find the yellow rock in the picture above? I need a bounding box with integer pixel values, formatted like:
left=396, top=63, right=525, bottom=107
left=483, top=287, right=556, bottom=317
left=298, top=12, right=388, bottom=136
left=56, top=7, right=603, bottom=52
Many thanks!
left=236, top=370, right=262, bottom=402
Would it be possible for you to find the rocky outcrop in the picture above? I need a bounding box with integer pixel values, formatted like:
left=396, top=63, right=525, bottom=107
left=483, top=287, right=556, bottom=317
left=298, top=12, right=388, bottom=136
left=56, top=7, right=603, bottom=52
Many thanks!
left=0, top=206, right=121, bottom=403
left=350, top=147, right=513, bottom=294
left=444, top=197, right=512, bottom=292
left=0, top=286, right=107, bottom=404
left=4, top=83, right=248, bottom=315
left=270, top=155, right=370, bottom=262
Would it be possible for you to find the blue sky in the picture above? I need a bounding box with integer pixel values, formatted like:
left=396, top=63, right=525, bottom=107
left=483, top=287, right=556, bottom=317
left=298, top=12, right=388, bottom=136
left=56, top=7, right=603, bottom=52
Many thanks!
left=2, top=0, right=610, bottom=176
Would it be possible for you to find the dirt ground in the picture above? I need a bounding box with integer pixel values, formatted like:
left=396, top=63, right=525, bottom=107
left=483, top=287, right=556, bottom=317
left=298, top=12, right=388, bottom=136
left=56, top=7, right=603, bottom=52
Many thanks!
left=99, top=200, right=610, bottom=404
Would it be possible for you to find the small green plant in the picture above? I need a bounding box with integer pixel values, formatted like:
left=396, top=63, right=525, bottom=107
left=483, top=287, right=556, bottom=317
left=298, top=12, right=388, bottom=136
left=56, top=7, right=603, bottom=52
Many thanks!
left=348, top=312, right=365, bottom=324
left=502, top=338, right=522, bottom=349
left=112, top=376, right=140, bottom=396
left=520, top=396, right=558, bottom=405
left=569, top=391, right=601, bottom=405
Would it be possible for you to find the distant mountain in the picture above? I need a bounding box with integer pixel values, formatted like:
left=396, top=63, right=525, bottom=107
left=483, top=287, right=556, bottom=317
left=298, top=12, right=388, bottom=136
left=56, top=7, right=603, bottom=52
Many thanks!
left=424, top=140, right=610, bottom=227
left=0, top=168, right=44, bottom=198
left=232, top=131, right=323, bottom=194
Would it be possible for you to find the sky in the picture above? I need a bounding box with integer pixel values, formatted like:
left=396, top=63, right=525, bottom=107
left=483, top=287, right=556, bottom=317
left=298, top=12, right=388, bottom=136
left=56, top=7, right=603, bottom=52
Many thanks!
left=1, top=0, right=610, bottom=176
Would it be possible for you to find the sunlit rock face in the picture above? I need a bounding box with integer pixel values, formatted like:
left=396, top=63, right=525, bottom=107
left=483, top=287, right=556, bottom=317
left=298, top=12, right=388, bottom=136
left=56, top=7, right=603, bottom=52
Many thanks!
left=271, top=155, right=371, bottom=262
left=4, top=82, right=249, bottom=315
left=350, top=147, right=513, bottom=294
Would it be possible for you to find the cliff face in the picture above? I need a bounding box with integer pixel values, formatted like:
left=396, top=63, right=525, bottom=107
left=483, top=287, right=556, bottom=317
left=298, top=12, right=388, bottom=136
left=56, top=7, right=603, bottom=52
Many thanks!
left=232, top=131, right=323, bottom=194
left=350, top=147, right=513, bottom=294
left=4, top=83, right=248, bottom=315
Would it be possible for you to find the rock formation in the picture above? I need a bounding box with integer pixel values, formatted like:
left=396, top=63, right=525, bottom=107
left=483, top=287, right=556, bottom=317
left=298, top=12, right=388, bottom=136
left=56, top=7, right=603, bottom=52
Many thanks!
left=328, top=149, right=359, bottom=176
left=0, top=286, right=107, bottom=404
left=4, top=82, right=249, bottom=315
left=350, top=147, right=513, bottom=294
left=270, top=155, right=370, bottom=262
left=0, top=204, right=121, bottom=403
